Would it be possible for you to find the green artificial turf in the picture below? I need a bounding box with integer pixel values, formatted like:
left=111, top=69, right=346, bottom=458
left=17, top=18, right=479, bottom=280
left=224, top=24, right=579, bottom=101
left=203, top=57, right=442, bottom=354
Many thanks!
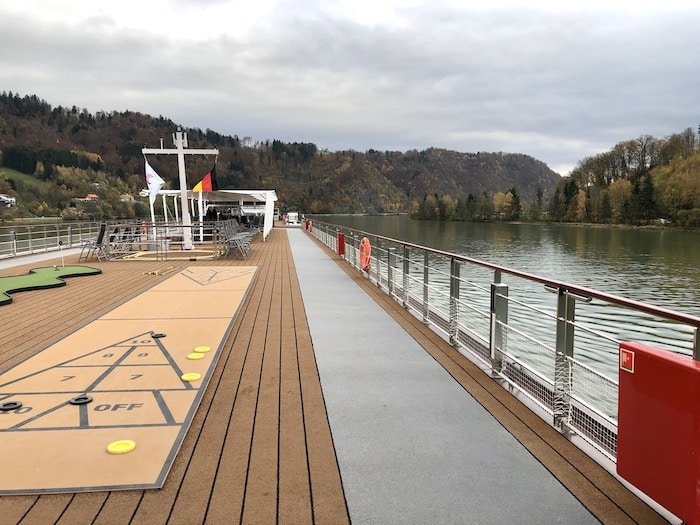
left=0, top=265, right=102, bottom=306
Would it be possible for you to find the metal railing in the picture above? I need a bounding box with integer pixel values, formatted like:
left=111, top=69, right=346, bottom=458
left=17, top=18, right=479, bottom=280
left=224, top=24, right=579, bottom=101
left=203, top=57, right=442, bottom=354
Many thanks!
left=0, top=219, right=259, bottom=262
left=0, top=222, right=102, bottom=259
left=309, top=220, right=700, bottom=464
left=128, top=219, right=257, bottom=260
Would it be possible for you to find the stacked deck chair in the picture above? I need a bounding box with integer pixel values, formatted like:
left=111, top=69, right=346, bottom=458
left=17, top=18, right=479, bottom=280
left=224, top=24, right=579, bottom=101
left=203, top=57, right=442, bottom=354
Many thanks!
left=78, top=223, right=109, bottom=261
left=221, top=220, right=257, bottom=258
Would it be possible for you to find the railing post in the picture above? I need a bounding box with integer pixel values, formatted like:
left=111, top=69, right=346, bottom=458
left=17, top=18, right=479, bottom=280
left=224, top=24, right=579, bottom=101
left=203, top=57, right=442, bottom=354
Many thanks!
left=11, top=229, right=17, bottom=256
left=554, top=288, right=575, bottom=433
left=449, top=258, right=460, bottom=346
left=352, top=231, right=358, bottom=270
left=422, top=251, right=429, bottom=323
left=374, top=238, right=380, bottom=286
left=490, top=283, right=509, bottom=375
left=351, top=232, right=358, bottom=270
left=388, top=248, right=396, bottom=296
left=402, top=246, right=409, bottom=308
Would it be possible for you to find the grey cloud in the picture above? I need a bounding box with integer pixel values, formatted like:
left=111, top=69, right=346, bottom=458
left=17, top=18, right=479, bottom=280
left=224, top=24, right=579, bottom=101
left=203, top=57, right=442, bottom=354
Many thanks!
left=1, top=5, right=699, bottom=175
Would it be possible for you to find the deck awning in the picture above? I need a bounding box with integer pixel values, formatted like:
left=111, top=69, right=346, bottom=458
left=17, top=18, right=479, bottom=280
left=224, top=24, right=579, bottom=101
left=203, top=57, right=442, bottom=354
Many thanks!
left=144, top=188, right=278, bottom=241
left=201, top=190, right=278, bottom=241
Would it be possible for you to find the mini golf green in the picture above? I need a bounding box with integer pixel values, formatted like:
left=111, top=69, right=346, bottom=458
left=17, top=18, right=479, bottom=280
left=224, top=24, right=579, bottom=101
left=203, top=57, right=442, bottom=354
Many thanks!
left=0, top=265, right=102, bottom=306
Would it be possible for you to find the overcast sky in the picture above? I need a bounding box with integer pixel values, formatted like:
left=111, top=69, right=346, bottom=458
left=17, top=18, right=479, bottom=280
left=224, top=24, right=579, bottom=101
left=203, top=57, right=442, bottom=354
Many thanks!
left=1, top=0, right=699, bottom=175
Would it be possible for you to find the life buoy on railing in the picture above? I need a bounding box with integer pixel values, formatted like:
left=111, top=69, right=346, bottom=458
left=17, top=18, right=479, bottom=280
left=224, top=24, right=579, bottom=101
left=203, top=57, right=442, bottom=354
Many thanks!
left=359, top=237, right=371, bottom=273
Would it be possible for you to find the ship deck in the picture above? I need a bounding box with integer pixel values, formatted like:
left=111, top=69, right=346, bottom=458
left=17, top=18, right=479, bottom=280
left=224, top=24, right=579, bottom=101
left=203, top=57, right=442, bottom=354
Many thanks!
left=0, top=228, right=669, bottom=524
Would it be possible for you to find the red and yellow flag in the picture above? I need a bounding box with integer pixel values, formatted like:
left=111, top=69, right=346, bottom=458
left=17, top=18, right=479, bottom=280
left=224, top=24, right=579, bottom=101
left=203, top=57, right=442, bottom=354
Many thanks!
left=193, top=165, right=218, bottom=192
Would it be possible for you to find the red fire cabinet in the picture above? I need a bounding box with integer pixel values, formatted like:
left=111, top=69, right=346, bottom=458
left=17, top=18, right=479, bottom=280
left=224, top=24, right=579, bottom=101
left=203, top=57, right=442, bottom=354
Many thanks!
left=337, top=232, right=345, bottom=256
left=617, top=341, right=700, bottom=524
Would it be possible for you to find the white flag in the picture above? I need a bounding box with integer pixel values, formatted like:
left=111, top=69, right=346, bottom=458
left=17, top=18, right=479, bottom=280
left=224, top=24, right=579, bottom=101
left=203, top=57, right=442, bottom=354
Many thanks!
left=145, top=160, right=165, bottom=205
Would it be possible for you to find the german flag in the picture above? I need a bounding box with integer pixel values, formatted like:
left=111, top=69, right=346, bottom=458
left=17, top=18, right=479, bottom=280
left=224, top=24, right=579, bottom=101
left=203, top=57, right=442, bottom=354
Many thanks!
left=193, top=165, right=218, bottom=192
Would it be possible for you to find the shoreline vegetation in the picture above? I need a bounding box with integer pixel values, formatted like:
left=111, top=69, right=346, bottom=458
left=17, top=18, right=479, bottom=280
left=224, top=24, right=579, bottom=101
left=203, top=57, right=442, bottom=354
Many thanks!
left=316, top=214, right=694, bottom=231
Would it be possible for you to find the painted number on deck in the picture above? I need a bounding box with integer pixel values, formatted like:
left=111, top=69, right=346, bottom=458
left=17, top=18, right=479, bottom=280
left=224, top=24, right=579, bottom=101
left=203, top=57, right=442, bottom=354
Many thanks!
left=1, top=406, right=32, bottom=414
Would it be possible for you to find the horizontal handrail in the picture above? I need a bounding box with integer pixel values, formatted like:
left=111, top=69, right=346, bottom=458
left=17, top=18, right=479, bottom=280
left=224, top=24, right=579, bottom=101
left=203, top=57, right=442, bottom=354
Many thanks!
left=330, top=226, right=700, bottom=329
left=0, top=221, right=102, bottom=259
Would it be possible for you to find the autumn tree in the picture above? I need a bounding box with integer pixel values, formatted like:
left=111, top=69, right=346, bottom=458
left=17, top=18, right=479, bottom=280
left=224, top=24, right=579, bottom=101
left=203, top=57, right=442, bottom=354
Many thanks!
left=608, top=179, right=632, bottom=223
left=438, top=194, right=456, bottom=220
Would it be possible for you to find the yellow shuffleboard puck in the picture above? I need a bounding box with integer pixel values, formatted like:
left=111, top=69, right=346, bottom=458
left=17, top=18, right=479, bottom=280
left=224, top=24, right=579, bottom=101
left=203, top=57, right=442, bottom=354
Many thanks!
left=194, top=346, right=211, bottom=353
left=107, top=439, right=136, bottom=455
left=181, top=372, right=201, bottom=382
left=187, top=352, right=205, bottom=360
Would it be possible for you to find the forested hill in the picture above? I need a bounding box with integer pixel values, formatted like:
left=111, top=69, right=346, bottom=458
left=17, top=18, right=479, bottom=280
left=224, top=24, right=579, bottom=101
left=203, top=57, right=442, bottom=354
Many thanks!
left=0, top=92, right=560, bottom=218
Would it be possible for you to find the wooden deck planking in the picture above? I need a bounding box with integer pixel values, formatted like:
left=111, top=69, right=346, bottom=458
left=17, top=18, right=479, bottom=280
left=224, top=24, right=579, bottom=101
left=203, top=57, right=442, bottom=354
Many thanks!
left=0, top=230, right=348, bottom=524
left=278, top=240, right=314, bottom=524
left=55, top=493, right=109, bottom=524
left=246, top=239, right=284, bottom=523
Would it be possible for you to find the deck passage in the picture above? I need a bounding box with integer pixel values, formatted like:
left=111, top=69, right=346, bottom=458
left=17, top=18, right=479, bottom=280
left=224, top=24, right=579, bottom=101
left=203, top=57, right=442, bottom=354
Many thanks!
left=0, top=266, right=256, bottom=495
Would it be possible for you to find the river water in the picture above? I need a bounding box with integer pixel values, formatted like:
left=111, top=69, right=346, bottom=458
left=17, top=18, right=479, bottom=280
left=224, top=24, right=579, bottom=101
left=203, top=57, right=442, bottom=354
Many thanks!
left=321, top=215, right=699, bottom=378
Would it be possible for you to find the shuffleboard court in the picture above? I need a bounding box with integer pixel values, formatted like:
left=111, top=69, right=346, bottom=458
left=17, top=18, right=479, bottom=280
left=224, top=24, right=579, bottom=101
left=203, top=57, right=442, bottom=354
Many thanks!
left=0, top=266, right=256, bottom=495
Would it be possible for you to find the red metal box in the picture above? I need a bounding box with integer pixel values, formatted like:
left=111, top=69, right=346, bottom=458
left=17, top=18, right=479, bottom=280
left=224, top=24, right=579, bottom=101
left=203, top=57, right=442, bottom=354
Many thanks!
left=617, top=341, right=700, bottom=524
left=337, top=232, right=345, bottom=256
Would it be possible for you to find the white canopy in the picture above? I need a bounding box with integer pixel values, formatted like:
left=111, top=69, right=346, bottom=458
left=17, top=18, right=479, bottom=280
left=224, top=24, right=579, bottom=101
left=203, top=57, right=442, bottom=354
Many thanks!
left=201, top=189, right=278, bottom=241
left=144, top=188, right=278, bottom=241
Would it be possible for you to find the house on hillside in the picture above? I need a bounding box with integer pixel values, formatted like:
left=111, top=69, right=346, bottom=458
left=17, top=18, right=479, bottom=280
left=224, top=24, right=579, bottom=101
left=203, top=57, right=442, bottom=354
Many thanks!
left=0, top=194, right=16, bottom=207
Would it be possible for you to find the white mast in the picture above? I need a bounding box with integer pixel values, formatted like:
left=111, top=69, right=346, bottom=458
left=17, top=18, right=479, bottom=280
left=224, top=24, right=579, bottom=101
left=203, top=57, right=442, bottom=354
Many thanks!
left=142, top=128, right=218, bottom=250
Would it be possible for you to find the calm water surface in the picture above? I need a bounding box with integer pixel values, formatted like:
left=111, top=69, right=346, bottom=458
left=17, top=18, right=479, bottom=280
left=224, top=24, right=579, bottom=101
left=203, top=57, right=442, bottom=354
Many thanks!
left=322, top=215, right=699, bottom=377
left=324, top=215, right=699, bottom=315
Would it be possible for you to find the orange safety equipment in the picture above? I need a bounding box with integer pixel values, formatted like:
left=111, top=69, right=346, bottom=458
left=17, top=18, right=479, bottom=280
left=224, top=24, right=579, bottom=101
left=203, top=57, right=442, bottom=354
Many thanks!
left=359, top=237, right=371, bottom=273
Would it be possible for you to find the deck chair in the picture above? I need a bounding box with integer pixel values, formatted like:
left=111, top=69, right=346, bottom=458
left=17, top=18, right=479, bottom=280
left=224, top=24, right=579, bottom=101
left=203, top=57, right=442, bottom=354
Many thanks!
left=220, top=220, right=252, bottom=259
left=109, top=226, right=135, bottom=256
left=78, top=223, right=109, bottom=261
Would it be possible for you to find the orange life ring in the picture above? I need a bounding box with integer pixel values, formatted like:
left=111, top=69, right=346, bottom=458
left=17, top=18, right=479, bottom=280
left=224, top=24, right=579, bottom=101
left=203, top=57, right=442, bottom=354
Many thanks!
left=359, top=237, right=371, bottom=272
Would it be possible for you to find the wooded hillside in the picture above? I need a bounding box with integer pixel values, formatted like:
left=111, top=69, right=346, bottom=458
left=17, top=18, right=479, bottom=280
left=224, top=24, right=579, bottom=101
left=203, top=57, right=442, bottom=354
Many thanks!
left=550, top=129, right=700, bottom=227
left=0, top=92, right=560, bottom=220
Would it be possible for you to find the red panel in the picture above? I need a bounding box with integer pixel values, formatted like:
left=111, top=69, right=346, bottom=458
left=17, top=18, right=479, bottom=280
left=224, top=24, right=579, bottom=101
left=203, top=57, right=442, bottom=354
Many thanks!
left=617, top=341, right=700, bottom=524
left=337, top=232, right=345, bottom=256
